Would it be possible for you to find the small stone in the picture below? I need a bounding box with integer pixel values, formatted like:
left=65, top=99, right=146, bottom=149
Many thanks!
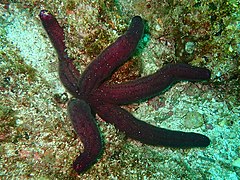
left=228, top=45, right=233, bottom=52
left=183, top=111, right=204, bottom=129
left=155, top=24, right=161, bottom=31
left=185, top=42, right=195, bottom=54
left=16, top=119, right=23, bottom=125
left=232, top=158, right=240, bottom=168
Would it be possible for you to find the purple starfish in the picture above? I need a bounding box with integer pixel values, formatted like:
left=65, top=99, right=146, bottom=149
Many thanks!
left=39, top=10, right=211, bottom=173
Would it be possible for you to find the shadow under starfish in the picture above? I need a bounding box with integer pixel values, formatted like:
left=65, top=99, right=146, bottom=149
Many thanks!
left=39, top=10, right=211, bottom=174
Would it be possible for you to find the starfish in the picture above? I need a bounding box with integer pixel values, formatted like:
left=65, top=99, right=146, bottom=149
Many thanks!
left=39, top=10, right=211, bottom=174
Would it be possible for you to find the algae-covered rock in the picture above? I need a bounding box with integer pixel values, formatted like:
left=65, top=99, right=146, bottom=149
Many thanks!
left=183, top=111, right=204, bottom=129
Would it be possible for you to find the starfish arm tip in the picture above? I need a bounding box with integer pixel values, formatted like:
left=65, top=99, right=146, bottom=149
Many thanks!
left=67, top=99, right=103, bottom=173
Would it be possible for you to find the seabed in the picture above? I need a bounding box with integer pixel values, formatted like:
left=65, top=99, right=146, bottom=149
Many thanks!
left=0, top=1, right=239, bottom=179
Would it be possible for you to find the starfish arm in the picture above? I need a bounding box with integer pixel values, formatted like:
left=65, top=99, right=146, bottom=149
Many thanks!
left=67, top=99, right=103, bottom=173
left=58, top=59, right=81, bottom=98
left=39, top=10, right=81, bottom=97
left=39, top=10, right=68, bottom=60
left=78, top=16, right=144, bottom=97
left=91, top=64, right=211, bottom=105
left=93, top=102, right=210, bottom=148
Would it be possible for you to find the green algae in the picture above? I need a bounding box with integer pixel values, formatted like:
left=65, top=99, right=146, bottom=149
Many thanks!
left=0, top=105, right=16, bottom=123
left=83, top=28, right=112, bottom=57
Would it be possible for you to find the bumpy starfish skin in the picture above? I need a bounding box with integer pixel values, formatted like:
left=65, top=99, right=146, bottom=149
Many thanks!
left=91, top=63, right=211, bottom=105
left=39, top=10, right=211, bottom=173
left=92, top=102, right=209, bottom=147
left=67, top=99, right=102, bottom=173
left=78, top=16, right=144, bottom=98
left=39, top=10, right=81, bottom=98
